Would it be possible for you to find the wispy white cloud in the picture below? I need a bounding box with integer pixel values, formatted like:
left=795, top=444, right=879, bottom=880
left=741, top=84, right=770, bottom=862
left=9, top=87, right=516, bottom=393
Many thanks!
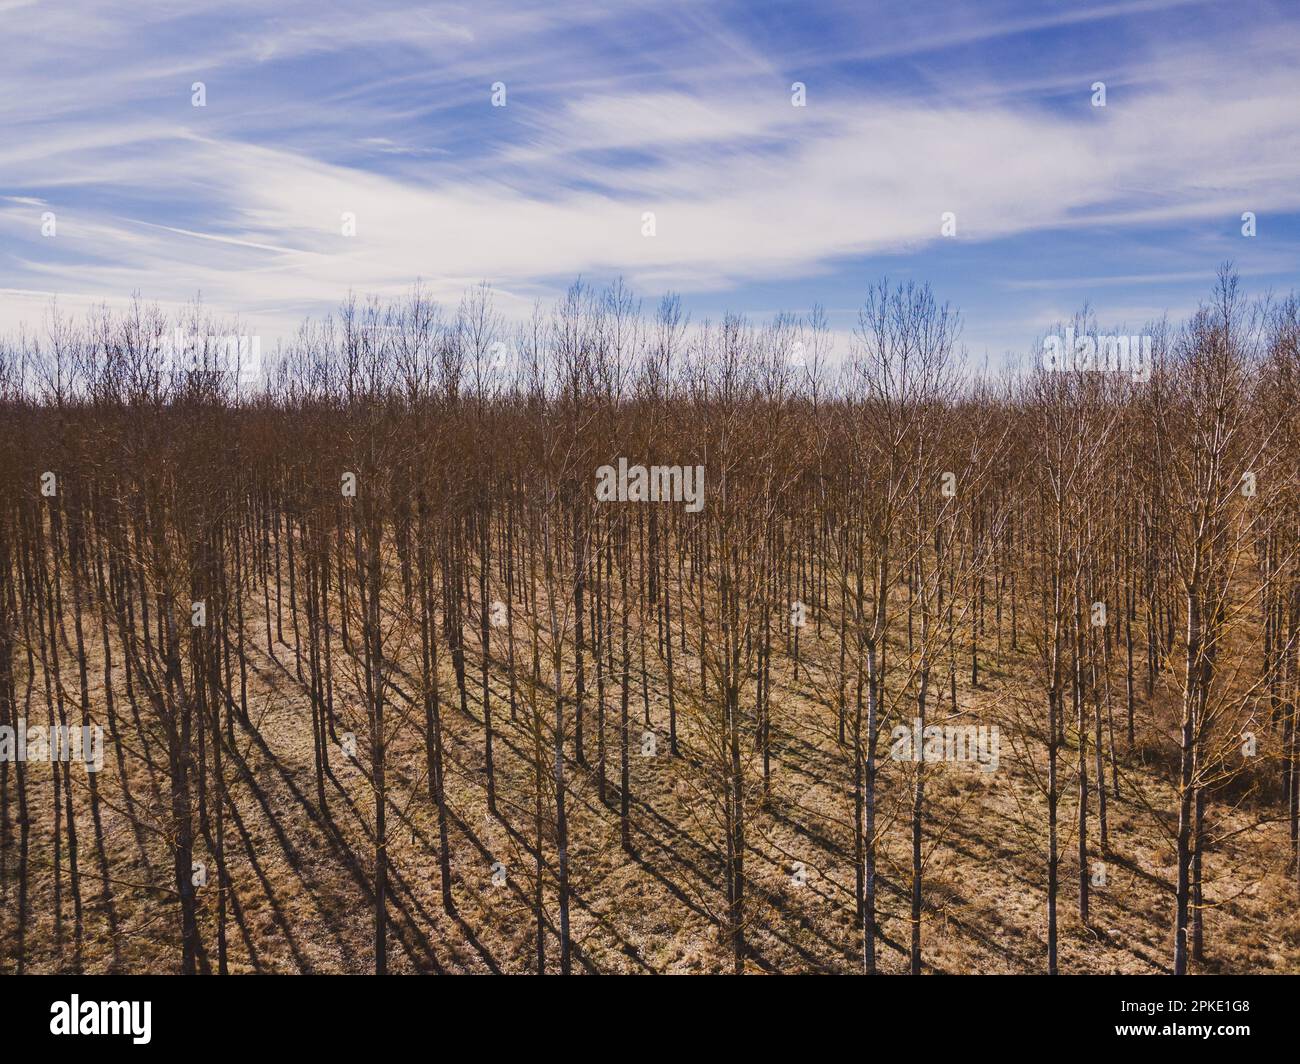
left=2, top=0, right=1299, bottom=353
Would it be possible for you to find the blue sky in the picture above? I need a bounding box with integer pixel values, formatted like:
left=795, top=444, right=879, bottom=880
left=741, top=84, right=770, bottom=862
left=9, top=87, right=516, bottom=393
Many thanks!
left=4, top=0, right=1299, bottom=369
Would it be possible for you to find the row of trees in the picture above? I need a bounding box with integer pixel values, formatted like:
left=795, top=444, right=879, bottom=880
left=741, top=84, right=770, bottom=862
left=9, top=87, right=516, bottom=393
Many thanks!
left=0, top=267, right=1296, bottom=973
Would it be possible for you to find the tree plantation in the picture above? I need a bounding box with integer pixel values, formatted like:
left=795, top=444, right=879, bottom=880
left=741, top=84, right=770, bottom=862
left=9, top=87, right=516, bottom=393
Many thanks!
left=0, top=269, right=1297, bottom=975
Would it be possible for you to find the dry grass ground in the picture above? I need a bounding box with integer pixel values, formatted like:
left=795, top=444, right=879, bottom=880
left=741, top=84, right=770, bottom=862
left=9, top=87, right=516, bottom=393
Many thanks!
left=4, top=569, right=1298, bottom=975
